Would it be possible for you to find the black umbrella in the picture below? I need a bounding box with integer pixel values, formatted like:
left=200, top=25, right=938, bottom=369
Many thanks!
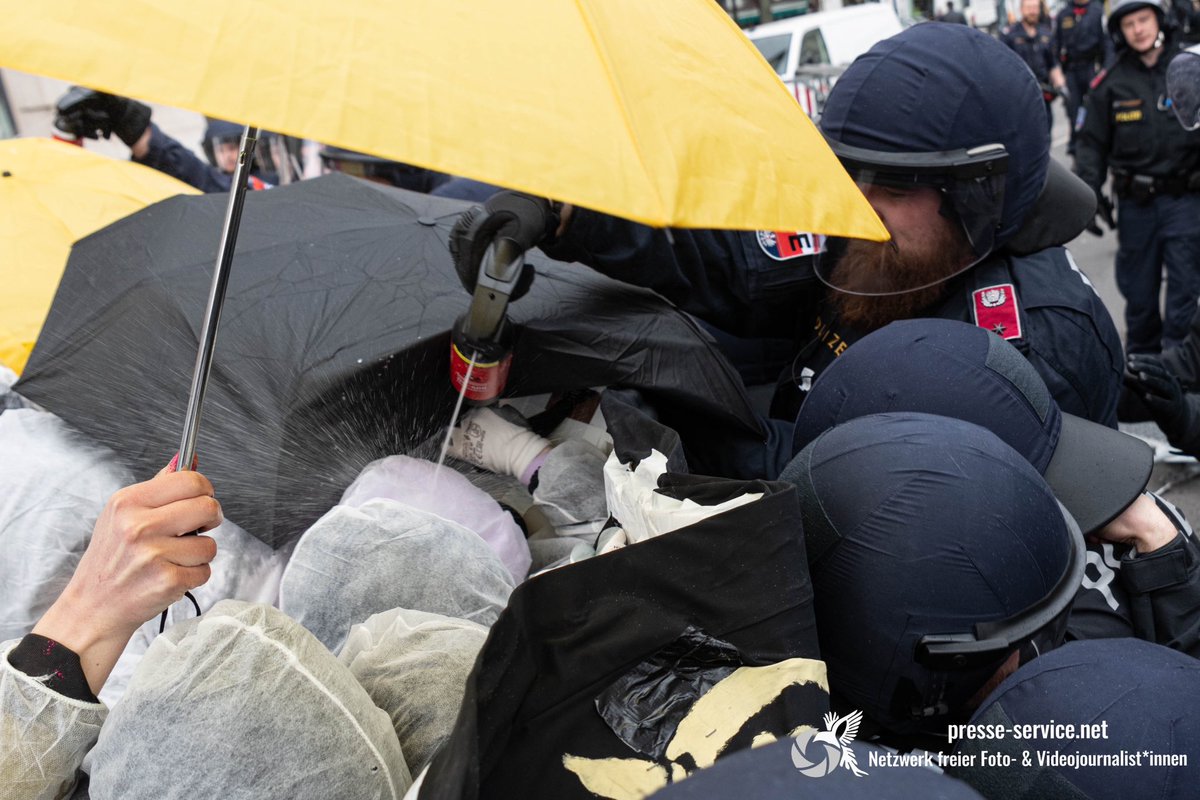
left=16, top=174, right=764, bottom=547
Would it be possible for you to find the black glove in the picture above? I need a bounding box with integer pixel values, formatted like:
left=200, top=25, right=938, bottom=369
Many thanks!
left=1097, top=191, right=1116, bottom=230
left=54, top=86, right=152, bottom=147
left=449, top=191, right=560, bottom=297
left=1126, top=353, right=1200, bottom=453
left=1084, top=189, right=1116, bottom=237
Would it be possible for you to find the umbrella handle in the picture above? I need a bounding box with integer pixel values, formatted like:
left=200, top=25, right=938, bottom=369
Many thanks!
left=176, top=125, right=260, bottom=473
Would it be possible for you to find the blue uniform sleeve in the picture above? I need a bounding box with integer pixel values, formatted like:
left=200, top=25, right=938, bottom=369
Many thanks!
left=1008, top=249, right=1123, bottom=428
left=1121, top=494, right=1200, bottom=658
left=541, top=208, right=816, bottom=341
left=1074, top=77, right=1112, bottom=193
left=1052, top=10, right=1066, bottom=61
left=133, top=123, right=232, bottom=193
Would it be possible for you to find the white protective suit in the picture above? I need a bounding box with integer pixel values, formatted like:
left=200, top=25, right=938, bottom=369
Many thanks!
left=279, top=498, right=514, bottom=653
left=88, top=601, right=410, bottom=799
left=0, top=639, right=105, bottom=800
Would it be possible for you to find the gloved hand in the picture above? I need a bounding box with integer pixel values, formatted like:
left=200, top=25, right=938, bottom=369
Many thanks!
left=449, top=191, right=561, bottom=297
left=448, top=406, right=552, bottom=484
left=54, top=86, right=152, bottom=147
left=1126, top=353, right=1200, bottom=454
left=1084, top=189, right=1116, bottom=236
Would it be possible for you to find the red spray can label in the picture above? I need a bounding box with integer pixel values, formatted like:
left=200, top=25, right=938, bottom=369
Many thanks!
left=450, top=316, right=513, bottom=404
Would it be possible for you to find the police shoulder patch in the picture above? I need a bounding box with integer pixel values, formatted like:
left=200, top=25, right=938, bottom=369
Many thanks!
left=756, top=230, right=825, bottom=261
left=973, top=283, right=1023, bottom=340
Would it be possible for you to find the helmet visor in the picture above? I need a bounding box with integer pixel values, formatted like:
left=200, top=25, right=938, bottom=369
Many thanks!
left=1168, top=49, right=1200, bottom=131
left=814, top=141, right=1009, bottom=297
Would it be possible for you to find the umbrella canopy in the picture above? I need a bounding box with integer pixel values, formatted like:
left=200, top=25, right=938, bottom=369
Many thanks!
left=0, top=0, right=885, bottom=238
left=0, top=137, right=197, bottom=373
left=15, top=174, right=766, bottom=547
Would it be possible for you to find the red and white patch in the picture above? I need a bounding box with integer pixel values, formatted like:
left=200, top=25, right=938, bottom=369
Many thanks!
left=756, top=230, right=825, bottom=261
left=972, top=283, right=1022, bottom=341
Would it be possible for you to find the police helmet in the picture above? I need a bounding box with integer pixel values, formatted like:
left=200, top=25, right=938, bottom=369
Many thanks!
left=201, top=117, right=244, bottom=168
left=1108, top=0, right=1168, bottom=50
left=817, top=25, right=1049, bottom=294
left=318, top=144, right=447, bottom=193
left=950, top=639, right=1200, bottom=800
left=1168, top=44, right=1200, bottom=129
left=779, top=412, right=1084, bottom=740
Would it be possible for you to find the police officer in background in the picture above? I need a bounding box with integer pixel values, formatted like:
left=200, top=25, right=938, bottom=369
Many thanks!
left=53, top=87, right=278, bottom=193
left=1075, top=0, right=1200, bottom=357
left=1054, top=0, right=1112, bottom=155
left=1002, top=0, right=1067, bottom=132
left=1120, top=45, right=1200, bottom=449
left=457, top=25, right=1124, bottom=480
left=938, top=1, right=968, bottom=24
left=1169, top=0, right=1200, bottom=43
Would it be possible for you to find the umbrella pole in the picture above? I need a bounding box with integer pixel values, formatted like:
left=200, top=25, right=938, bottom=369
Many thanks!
left=176, top=125, right=260, bottom=472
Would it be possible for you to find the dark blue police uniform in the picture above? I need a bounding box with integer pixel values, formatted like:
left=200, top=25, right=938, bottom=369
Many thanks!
left=134, top=123, right=272, bottom=193
left=1002, top=21, right=1060, bottom=131
left=1054, top=0, right=1112, bottom=153
left=1075, top=40, right=1200, bottom=353
left=542, top=211, right=1123, bottom=479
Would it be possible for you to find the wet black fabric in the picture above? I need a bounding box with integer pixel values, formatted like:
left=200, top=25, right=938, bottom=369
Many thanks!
left=595, top=628, right=742, bottom=760
left=420, top=478, right=822, bottom=800
left=15, top=174, right=761, bottom=546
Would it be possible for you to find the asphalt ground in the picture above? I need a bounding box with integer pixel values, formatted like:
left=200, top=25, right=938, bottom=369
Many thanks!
left=1046, top=103, right=1200, bottom=520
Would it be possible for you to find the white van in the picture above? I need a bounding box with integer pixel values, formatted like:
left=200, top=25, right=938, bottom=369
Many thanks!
left=745, top=3, right=904, bottom=118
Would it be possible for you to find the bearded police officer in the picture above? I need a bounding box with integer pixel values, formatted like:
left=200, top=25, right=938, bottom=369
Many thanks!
left=454, top=25, right=1122, bottom=479
left=1075, top=0, right=1200, bottom=357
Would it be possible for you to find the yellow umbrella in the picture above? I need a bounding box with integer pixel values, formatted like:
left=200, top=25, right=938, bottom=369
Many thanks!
left=0, top=0, right=885, bottom=239
left=0, top=137, right=198, bottom=374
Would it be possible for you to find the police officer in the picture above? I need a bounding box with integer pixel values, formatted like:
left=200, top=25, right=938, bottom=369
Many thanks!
left=53, top=88, right=277, bottom=193
left=939, top=1, right=968, bottom=24
left=1002, top=0, right=1067, bottom=132
left=473, top=25, right=1120, bottom=480
left=1075, top=0, right=1200, bottom=356
left=1169, top=0, right=1200, bottom=43
left=1119, top=44, right=1200, bottom=449
left=1054, top=0, right=1112, bottom=155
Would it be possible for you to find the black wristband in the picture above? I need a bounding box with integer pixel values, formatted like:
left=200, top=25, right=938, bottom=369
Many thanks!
left=8, top=634, right=100, bottom=703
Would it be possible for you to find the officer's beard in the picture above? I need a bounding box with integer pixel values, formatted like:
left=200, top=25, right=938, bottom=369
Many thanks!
left=827, top=228, right=975, bottom=331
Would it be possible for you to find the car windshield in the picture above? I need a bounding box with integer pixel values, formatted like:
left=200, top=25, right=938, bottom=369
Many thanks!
left=750, top=33, right=791, bottom=75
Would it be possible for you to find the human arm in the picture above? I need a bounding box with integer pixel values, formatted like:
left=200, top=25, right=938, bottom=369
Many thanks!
left=29, top=467, right=221, bottom=695
left=1125, top=353, right=1200, bottom=454
left=1, top=466, right=221, bottom=799
left=540, top=204, right=814, bottom=340
left=1160, top=306, right=1200, bottom=390
left=1093, top=492, right=1200, bottom=657
left=53, top=87, right=234, bottom=193
left=133, top=123, right=234, bottom=193
left=1073, top=81, right=1112, bottom=193
left=1048, top=64, right=1066, bottom=92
